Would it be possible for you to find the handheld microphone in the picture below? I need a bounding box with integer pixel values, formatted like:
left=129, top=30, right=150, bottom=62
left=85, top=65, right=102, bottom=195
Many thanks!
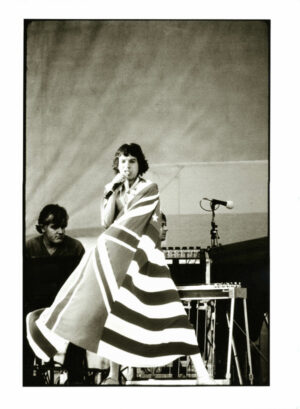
left=104, top=181, right=124, bottom=200
left=211, top=198, right=234, bottom=209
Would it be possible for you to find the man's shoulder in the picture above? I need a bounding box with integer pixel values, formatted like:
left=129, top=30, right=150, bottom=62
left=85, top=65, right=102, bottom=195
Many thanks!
left=26, top=235, right=38, bottom=243
left=64, top=235, right=85, bottom=252
left=64, top=235, right=84, bottom=246
left=26, top=235, right=42, bottom=249
left=25, top=235, right=44, bottom=257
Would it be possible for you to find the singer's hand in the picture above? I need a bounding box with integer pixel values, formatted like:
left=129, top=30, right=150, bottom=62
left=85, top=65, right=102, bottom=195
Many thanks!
left=111, top=173, right=126, bottom=186
left=105, top=173, right=126, bottom=194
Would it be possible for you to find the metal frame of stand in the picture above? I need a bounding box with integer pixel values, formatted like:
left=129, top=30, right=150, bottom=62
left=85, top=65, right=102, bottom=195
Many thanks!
left=180, top=286, right=254, bottom=385
left=126, top=288, right=254, bottom=386
left=204, top=201, right=253, bottom=384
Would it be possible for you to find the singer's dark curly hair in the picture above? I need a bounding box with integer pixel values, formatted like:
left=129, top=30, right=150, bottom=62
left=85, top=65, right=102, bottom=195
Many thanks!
left=112, top=143, right=149, bottom=175
left=35, top=204, right=69, bottom=234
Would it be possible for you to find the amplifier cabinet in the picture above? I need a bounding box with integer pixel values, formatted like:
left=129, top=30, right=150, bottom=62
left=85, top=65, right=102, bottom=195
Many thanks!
left=162, top=247, right=207, bottom=285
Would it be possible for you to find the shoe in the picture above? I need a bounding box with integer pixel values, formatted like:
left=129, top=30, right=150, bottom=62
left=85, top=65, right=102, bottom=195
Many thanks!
left=101, top=377, right=120, bottom=385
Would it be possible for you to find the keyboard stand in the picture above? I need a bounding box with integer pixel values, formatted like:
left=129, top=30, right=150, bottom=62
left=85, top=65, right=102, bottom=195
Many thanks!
left=198, top=288, right=254, bottom=385
left=125, top=285, right=254, bottom=386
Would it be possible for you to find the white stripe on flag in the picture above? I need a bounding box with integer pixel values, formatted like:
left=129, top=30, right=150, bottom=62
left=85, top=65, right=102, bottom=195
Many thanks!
left=112, top=223, right=141, bottom=241
left=117, top=201, right=158, bottom=224
left=36, top=312, right=69, bottom=353
left=102, top=233, right=136, bottom=253
left=116, top=287, right=187, bottom=318
left=105, top=314, right=198, bottom=346
left=138, top=235, right=168, bottom=266
left=92, top=250, right=112, bottom=313
left=126, top=260, right=177, bottom=292
left=133, top=193, right=160, bottom=205
left=26, top=313, right=52, bottom=362
left=97, top=340, right=182, bottom=368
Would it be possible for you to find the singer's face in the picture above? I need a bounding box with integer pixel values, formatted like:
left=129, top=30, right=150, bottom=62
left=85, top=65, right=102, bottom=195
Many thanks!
left=118, top=154, right=139, bottom=182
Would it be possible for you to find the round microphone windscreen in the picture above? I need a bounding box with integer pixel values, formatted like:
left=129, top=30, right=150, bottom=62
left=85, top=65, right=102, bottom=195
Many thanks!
left=227, top=200, right=234, bottom=209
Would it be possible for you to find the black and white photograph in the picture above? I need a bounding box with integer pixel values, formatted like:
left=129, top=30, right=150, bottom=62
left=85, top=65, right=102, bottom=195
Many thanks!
left=23, top=17, right=271, bottom=389
left=1, top=2, right=300, bottom=409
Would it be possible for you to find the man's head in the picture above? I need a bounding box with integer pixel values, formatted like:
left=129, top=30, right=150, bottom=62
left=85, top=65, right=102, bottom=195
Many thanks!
left=160, top=212, right=168, bottom=242
left=113, top=143, right=149, bottom=177
left=36, top=204, right=69, bottom=245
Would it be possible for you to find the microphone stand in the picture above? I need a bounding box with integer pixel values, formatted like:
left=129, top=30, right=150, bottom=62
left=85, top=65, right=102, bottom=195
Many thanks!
left=203, top=202, right=221, bottom=375
left=210, top=203, right=220, bottom=248
left=204, top=202, right=221, bottom=284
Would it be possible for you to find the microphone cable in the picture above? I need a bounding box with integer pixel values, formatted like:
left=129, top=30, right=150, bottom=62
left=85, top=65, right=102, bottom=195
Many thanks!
left=199, top=197, right=220, bottom=212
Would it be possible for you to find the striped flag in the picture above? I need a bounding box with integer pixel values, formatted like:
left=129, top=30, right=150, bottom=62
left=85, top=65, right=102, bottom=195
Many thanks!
left=26, top=180, right=200, bottom=367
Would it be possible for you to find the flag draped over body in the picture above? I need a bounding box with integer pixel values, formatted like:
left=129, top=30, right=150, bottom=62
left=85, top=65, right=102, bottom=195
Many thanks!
left=27, top=181, right=200, bottom=367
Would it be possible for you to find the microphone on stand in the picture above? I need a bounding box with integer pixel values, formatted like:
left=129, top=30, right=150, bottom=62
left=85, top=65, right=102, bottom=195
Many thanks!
left=210, top=198, right=234, bottom=209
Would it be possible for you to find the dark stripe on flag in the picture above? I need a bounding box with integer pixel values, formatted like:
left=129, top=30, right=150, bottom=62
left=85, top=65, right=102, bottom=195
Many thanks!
left=46, top=253, right=91, bottom=329
left=116, top=214, right=154, bottom=239
left=102, top=327, right=199, bottom=357
left=133, top=248, right=149, bottom=271
left=145, top=223, right=160, bottom=244
left=139, top=260, right=171, bottom=278
left=130, top=198, right=158, bottom=212
left=28, top=309, right=58, bottom=358
left=111, top=302, right=193, bottom=331
left=121, top=275, right=180, bottom=305
left=107, top=226, right=139, bottom=249
left=104, top=239, right=136, bottom=287
left=128, top=183, right=158, bottom=208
